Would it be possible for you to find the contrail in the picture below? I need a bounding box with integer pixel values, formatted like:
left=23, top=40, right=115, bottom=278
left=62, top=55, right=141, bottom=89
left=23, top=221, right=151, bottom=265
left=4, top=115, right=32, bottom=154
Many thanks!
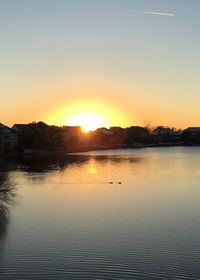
left=114, top=8, right=176, bottom=17
left=138, top=10, right=175, bottom=17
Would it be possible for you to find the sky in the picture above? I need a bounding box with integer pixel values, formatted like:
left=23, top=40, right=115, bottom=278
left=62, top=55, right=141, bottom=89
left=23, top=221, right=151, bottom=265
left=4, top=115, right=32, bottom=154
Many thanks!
left=0, top=0, right=200, bottom=129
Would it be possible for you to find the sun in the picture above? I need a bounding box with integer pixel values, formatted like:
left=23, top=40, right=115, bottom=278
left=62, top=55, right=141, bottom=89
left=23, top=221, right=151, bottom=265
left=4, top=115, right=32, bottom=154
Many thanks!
left=49, top=100, right=128, bottom=131
left=67, top=113, right=105, bottom=133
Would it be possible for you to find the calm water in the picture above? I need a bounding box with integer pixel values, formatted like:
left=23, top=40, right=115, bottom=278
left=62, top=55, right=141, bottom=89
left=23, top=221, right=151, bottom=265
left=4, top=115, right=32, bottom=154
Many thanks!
left=0, top=147, right=200, bottom=280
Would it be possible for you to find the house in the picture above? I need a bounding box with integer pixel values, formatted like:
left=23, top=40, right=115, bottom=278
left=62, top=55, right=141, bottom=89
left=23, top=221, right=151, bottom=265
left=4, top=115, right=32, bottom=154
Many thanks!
left=150, top=126, right=173, bottom=137
left=16, top=121, right=52, bottom=150
left=149, top=126, right=174, bottom=143
left=126, top=126, right=149, bottom=144
left=95, top=128, right=113, bottom=135
left=86, top=128, right=114, bottom=147
left=59, top=126, right=83, bottom=151
left=110, top=127, right=126, bottom=146
left=0, top=124, right=18, bottom=151
left=12, top=124, right=26, bottom=133
left=183, top=127, right=200, bottom=136
left=61, top=126, right=82, bottom=141
left=182, top=127, right=200, bottom=144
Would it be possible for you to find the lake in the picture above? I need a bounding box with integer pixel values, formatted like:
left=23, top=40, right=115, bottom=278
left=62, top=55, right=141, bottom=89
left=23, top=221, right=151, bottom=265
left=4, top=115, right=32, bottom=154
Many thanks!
left=0, top=147, right=200, bottom=280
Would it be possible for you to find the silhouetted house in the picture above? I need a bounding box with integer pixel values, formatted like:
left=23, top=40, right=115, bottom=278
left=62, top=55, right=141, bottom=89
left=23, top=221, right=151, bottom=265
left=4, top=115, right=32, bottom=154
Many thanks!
left=150, top=126, right=173, bottom=143
left=17, top=123, right=84, bottom=152
left=48, top=125, right=62, bottom=150
left=110, top=127, right=126, bottom=147
left=62, top=126, right=82, bottom=140
left=110, top=127, right=122, bottom=133
left=184, top=127, right=200, bottom=136
left=96, top=128, right=113, bottom=135
left=172, top=131, right=182, bottom=143
left=182, top=127, right=200, bottom=144
left=151, top=126, right=172, bottom=137
left=12, top=124, right=26, bottom=133
left=18, top=121, right=52, bottom=150
left=126, top=126, right=148, bottom=145
left=0, top=124, right=17, bottom=151
left=60, top=126, right=82, bottom=151
left=89, top=128, right=114, bottom=147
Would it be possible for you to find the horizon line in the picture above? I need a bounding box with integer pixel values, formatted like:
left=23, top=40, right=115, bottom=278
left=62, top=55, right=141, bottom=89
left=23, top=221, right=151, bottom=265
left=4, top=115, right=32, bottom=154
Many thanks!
left=3, top=121, right=199, bottom=131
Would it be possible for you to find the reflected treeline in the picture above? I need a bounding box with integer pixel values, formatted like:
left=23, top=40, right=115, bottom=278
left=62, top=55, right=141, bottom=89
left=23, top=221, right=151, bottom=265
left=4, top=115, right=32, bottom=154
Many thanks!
left=0, top=154, right=143, bottom=241
left=0, top=154, right=144, bottom=174
left=90, top=155, right=143, bottom=164
left=0, top=155, right=89, bottom=173
left=0, top=172, right=16, bottom=242
left=19, top=154, right=143, bottom=173
left=18, top=155, right=91, bottom=173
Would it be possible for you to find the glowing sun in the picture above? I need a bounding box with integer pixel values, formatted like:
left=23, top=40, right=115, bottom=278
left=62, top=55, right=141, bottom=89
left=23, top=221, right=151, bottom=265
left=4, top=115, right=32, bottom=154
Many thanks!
left=68, top=113, right=105, bottom=133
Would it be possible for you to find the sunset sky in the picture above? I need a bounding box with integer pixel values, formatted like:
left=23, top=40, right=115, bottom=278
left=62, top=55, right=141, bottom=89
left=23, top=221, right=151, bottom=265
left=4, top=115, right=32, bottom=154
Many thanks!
left=1, top=0, right=199, bottom=129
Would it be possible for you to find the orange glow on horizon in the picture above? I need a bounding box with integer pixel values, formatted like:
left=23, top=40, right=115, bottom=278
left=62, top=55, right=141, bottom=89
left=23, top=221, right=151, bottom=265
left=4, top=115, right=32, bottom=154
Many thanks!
left=47, top=99, right=129, bottom=129
left=67, top=113, right=105, bottom=133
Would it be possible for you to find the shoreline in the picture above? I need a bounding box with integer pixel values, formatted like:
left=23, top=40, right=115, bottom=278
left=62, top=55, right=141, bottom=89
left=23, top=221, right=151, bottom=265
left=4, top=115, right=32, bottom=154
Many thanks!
left=1, top=143, right=199, bottom=159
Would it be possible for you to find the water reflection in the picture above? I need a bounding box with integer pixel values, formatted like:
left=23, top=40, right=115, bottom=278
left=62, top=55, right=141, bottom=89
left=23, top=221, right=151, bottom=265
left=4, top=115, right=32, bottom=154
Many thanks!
left=0, top=172, right=16, bottom=252
left=1, top=148, right=200, bottom=280
left=17, top=155, right=90, bottom=173
left=17, top=154, right=143, bottom=173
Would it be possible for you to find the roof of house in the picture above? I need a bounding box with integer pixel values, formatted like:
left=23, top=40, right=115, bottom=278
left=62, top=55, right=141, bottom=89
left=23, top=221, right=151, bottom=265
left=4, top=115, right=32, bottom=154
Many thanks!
left=185, top=127, right=200, bottom=131
left=0, top=123, right=16, bottom=133
left=184, top=127, right=200, bottom=135
left=96, top=128, right=113, bottom=135
left=151, top=127, right=172, bottom=136
left=62, top=126, right=81, bottom=131
left=12, top=124, right=26, bottom=128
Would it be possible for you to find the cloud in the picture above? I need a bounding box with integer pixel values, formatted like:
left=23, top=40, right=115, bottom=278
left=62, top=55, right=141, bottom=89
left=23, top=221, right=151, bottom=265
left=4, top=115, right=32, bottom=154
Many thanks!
left=138, top=10, right=175, bottom=17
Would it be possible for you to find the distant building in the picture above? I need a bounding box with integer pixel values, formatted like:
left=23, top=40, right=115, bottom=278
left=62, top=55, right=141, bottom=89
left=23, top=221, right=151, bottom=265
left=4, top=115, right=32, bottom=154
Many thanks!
left=12, top=124, right=26, bottom=133
left=61, top=126, right=82, bottom=140
left=126, top=126, right=148, bottom=144
left=110, top=127, right=124, bottom=134
left=184, top=127, right=200, bottom=136
left=96, top=128, right=113, bottom=135
left=150, top=126, right=172, bottom=137
left=16, top=121, right=52, bottom=150
left=182, top=127, right=200, bottom=144
left=149, top=126, right=174, bottom=143
left=0, top=124, right=17, bottom=151
left=110, top=127, right=126, bottom=146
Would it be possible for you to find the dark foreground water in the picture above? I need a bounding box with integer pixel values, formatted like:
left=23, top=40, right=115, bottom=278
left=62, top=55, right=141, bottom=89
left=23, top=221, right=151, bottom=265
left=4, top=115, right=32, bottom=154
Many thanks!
left=0, top=147, right=200, bottom=280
